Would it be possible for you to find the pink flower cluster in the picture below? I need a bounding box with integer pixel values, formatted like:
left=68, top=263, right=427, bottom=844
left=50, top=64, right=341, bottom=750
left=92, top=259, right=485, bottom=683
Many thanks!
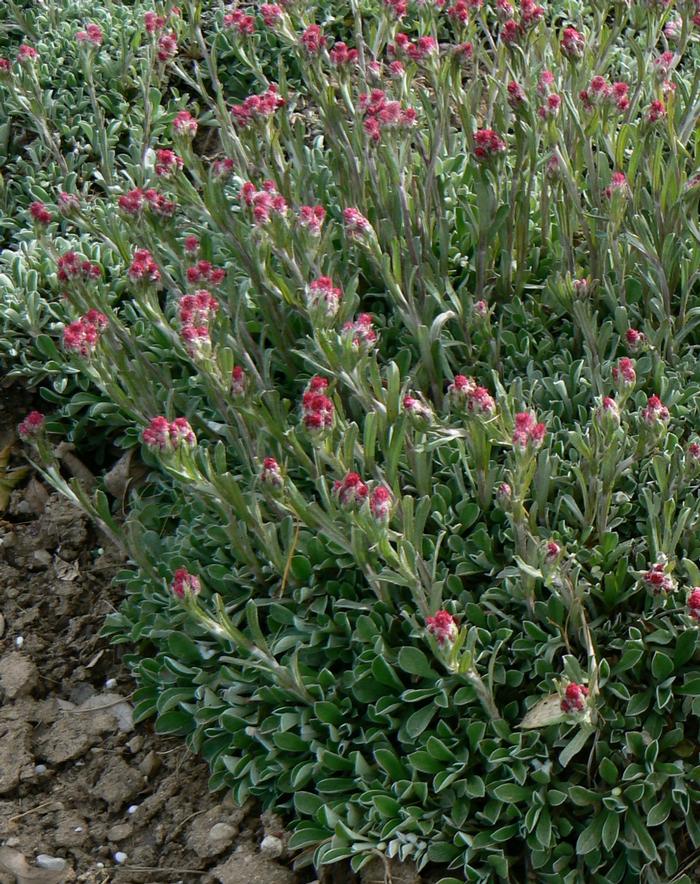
left=388, top=33, right=438, bottom=62
left=300, top=25, right=325, bottom=54
left=643, top=560, right=676, bottom=594
left=426, top=610, right=459, bottom=645
left=579, top=76, right=629, bottom=113
left=128, top=249, right=161, bottom=285
left=512, top=411, right=546, bottom=451
left=603, top=172, right=629, bottom=200
left=305, top=276, right=343, bottom=319
left=18, top=411, right=45, bottom=441
left=231, top=365, right=247, bottom=397
left=224, top=8, right=255, bottom=33
left=688, top=588, right=700, bottom=620
left=18, top=44, right=39, bottom=63
left=118, top=187, right=176, bottom=218
left=76, top=23, right=103, bottom=46
left=231, top=84, right=284, bottom=128
left=626, top=328, right=646, bottom=353
left=260, top=4, right=284, bottom=27
left=343, top=208, right=372, bottom=237
left=144, top=12, right=166, bottom=33
left=612, top=357, right=636, bottom=389
left=58, top=192, right=80, bottom=216
left=261, top=456, right=283, bottom=487
left=143, top=416, right=197, bottom=452
left=63, top=310, right=108, bottom=356
left=330, top=42, right=359, bottom=66
left=641, top=394, right=670, bottom=427
left=302, top=376, right=334, bottom=433
left=173, top=109, right=198, bottom=137
left=359, top=90, right=417, bottom=143
left=240, top=180, right=287, bottom=224
left=211, top=157, right=235, bottom=179
left=596, top=396, right=620, bottom=431
left=178, top=289, right=219, bottom=356
left=30, top=201, right=52, bottom=225
left=560, top=27, right=585, bottom=59
left=404, top=395, right=433, bottom=424
left=473, top=129, right=506, bottom=161
left=447, top=375, right=495, bottom=415
left=155, top=149, right=183, bottom=177
left=157, top=32, right=178, bottom=62
left=171, top=567, right=201, bottom=598
left=57, top=252, right=101, bottom=284
left=369, top=486, right=393, bottom=522
left=342, top=313, right=378, bottom=350
left=186, top=260, right=226, bottom=287
left=298, top=205, right=326, bottom=235
left=560, top=683, right=589, bottom=713
left=334, top=471, right=369, bottom=508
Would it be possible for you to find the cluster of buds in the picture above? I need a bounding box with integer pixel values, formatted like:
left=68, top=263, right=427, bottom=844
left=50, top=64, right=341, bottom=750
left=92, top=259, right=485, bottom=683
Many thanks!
left=231, top=84, right=284, bottom=128
left=595, top=396, right=621, bottom=432
left=603, top=172, right=630, bottom=200
left=260, top=4, right=284, bottom=28
left=507, top=81, right=527, bottom=111
left=57, top=192, right=80, bottom=216
left=686, top=441, right=700, bottom=472
left=29, top=201, right=52, bottom=226
left=240, top=180, right=288, bottom=225
left=18, top=411, right=45, bottom=442
left=403, top=394, right=434, bottom=426
left=231, top=365, right=248, bottom=397
left=211, top=157, right=235, bottom=180
left=560, top=682, right=589, bottom=714
left=301, top=376, right=334, bottom=434
left=447, top=1, right=470, bottom=25
left=57, top=251, right=101, bottom=284
left=625, top=328, right=646, bottom=353
left=186, top=260, right=226, bottom=287
left=118, top=186, right=176, bottom=218
left=640, top=394, right=670, bottom=429
left=447, top=375, right=495, bottom=416
left=154, top=148, right=183, bottom=177
left=143, top=416, right=197, bottom=452
left=224, top=7, right=255, bottom=34
left=329, top=42, right=359, bottom=66
left=171, top=567, right=201, bottom=598
left=18, top=44, right=39, bottom=64
left=334, top=471, right=369, bottom=508
left=341, top=313, right=378, bottom=351
left=512, top=411, right=546, bottom=452
left=580, top=76, right=629, bottom=113
left=300, top=24, right=326, bottom=54
left=388, top=33, right=438, bottom=62
left=642, top=559, right=677, bottom=594
left=144, top=11, right=166, bottom=33
left=178, top=290, right=219, bottom=357
left=343, top=207, right=372, bottom=238
left=544, top=540, right=562, bottom=565
left=76, top=23, right=103, bottom=47
left=173, top=109, right=198, bottom=138
left=647, top=99, right=667, bottom=124
left=369, top=485, right=393, bottom=522
left=560, top=26, right=585, bottom=59
left=305, top=276, right=343, bottom=321
left=473, top=129, right=507, bottom=161
left=688, top=588, right=700, bottom=620
left=536, top=71, right=561, bottom=120
left=260, top=456, right=283, bottom=488
left=63, top=310, right=108, bottom=356
left=612, top=357, right=636, bottom=392
left=426, top=610, right=459, bottom=645
left=297, top=205, right=326, bottom=235
left=359, top=89, right=417, bottom=143
left=157, top=32, right=178, bottom=62
left=652, top=51, right=676, bottom=81
left=128, top=248, right=161, bottom=285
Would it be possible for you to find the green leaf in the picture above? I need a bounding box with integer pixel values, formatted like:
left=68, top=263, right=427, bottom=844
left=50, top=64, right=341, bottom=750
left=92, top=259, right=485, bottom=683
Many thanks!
left=627, top=809, right=659, bottom=860
left=404, top=704, right=436, bottom=739
left=491, top=783, right=532, bottom=802
left=397, top=646, right=439, bottom=679
left=674, top=630, right=697, bottom=668
left=651, top=651, right=674, bottom=680
left=576, top=811, right=606, bottom=855
left=601, top=811, right=620, bottom=852
left=155, top=710, right=195, bottom=736
left=646, top=794, right=672, bottom=827
left=374, top=748, right=409, bottom=780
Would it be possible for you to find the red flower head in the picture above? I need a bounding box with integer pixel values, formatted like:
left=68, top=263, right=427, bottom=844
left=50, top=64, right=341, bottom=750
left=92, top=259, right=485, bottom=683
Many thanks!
left=171, top=568, right=201, bottom=598
left=512, top=411, right=546, bottom=452
left=76, top=23, right=103, bottom=46
left=173, top=109, right=198, bottom=137
left=369, top=485, right=393, bottom=522
left=426, top=610, right=459, bottom=645
left=29, top=201, right=52, bottom=225
left=473, top=129, right=506, bottom=161
left=560, top=682, right=589, bottom=713
left=301, top=24, right=326, bottom=54
left=18, top=411, right=45, bottom=441
left=688, top=587, right=700, bottom=620
left=334, top=471, right=369, bottom=508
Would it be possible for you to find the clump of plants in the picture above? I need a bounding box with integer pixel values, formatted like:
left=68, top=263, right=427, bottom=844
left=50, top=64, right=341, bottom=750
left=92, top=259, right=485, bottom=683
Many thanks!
left=5, top=0, right=700, bottom=881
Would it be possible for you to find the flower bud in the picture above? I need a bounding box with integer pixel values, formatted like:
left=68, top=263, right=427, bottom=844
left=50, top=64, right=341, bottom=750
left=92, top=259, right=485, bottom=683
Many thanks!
left=334, top=472, right=369, bottom=508
left=595, top=396, right=620, bottom=432
left=426, top=610, right=459, bottom=645
left=512, top=411, right=546, bottom=452
left=260, top=456, right=284, bottom=488
left=625, top=329, right=646, bottom=353
left=369, top=485, right=393, bottom=522
left=305, top=276, right=342, bottom=322
left=496, top=482, right=512, bottom=507
left=341, top=313, right=378, bottom=352
left=403, top=394, right=434, bottom=426
left=171, top=568, right=201, bottom=598
left=612, top=357, right=636, bottom=391
left=640, top=395, right=670, bottom=429
left=544, top=540, right=561, bottom=564
left=687, top=587, right=700, bottom=620
left=231, top=366, right=248, bottom=397
left=642, top=559, right=677, bottom=594
left=29, top=201, right=52, bottom=226
left=18, top=411, right=45, bottom=441
left=560, top=682, right=589, bottom=713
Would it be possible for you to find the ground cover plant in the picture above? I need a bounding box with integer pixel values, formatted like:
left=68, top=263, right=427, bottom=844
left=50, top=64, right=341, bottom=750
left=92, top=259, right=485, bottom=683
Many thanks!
left=3, top=0, right=700, bottom=881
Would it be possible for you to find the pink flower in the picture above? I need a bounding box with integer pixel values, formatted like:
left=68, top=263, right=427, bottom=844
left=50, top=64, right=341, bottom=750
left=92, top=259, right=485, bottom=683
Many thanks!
left=560, top=683, right=589, bottom=713
left=500, top=19, right=522, bottom=43
left=612, top=357, right=636, bottom=390
left=155, top=148, right=183, bottom=177
left=334, top=471, right=369, bottom=508
left=231, top=365, right=248, bottom=397
left=298, top=205, right=326, bottom=235
left=688, top=588, right=700, bottom=620
left=647, top=99, right=666, bottom=123
left=596, top=396, right=620, bottom=431
left=144, top=12, right=166, bottom=33
left=179, top=289, right=219, bottom=326
left=29, top=201, right=52, bottom=225
left=157, top=32, right=178, bottom=62
left=496, top=482, right=512, bottom=505
left=302, top=378, right=334, bottom=434
left=329, top=42, right=359, bottom=66
left=186, top=261, right=226, bottom=287
left=170, top=417, right=197, bottom=447
left=687, top=441, right=700, bottom=466
left=625, top=328, right=646, bottom=353
left=384, top=0, right=408, bottom=17
left=306, top=276, right=342, bottom=319
left=403, top=395, right=434, bottom=424
left=224, top=8, right=255, bottom=33
left=211, top=157, right=235, bottom=179
left=143, top=188, right=177, bottom=218
left=545, top=541, right=561, bottom=563
left=240, top=180, right=287, bottom=224
left=643, top=560, right=676, bottom=594
left=342, top=313, right=378, bottom=351
left=641, top=394, right=670, bottom=426
left=520, top=0, right=544, bottom=27
left=560, top=27, right=585, bottom=59
left=171, top=567, right=201, bottom=598
left=63, top=311, right=107, bottom=356
left=473, top=129, right=506, bottom=161
left=653, top=51, right=676, bottom=80
left=512, top=411, right=546, bottom=452
left=76, top=23, right=103, bottom=46
left=128, top=248, right=161, bottom=285
left=57, top=251, right=101, bottom=283
left=260, top=4, right=284, bottom=27
left=343, top=207, right=372, bottom=237
left=173, top=109, right=198, bottom=138
left=426, top=610, right=459, bottom=645
left=231, top=84, right=284, bottom=128
left=603, top=172, right=629, bottom=200
left=468, top=386, right=496, bottom=417
left=0, top=58, right=11, bottom=77
left=538, top=93, right=561, bottom=120
left=18, top=411, right=45, bottom=441
left=507, top=81, right=527, bottom=110
left=261, top=456, right=283, bottom=487
left=301, top=24, right=326, bottom=54
left=448, top=374, right=477, bottom=405
left=369, top=485, right=393, bottom=522
left=143, top=416, right=171, bottom=451
left=17, top=44, right=38, bottom=63
left=183, top=235, right=200, bottom=256
left=448, top=0, right=470, bottom=23
left=58, top=192, right=80, bottom=215
left=473, top=300, right=489, bottom=319
left=118, top=187, right=145, bottom=216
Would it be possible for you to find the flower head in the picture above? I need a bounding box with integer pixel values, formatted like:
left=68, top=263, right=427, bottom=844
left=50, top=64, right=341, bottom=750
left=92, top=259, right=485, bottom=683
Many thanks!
left=305, top=276, right=342, bottom=320
left=157, top=32, right=178, bottom=62
left=426, top=610, right=459, bottom=645
left=560, top=682, right=589, bottom=713
left=643, top=559, right=677, bottom=594
left=641, top=395, right=670, bottom=427
left=260, top=456, right=283, bottom=487
left=301, top=377, right=334, bottom=434
left=625, top=328, right=646, bottom=353
left=155, top=148, right=183, bottom=177
left=298, top=205, right=326, bottom=235
left=76, top=23, right=103, bottom=46
left=18, top=411, right=45, bottom=441
left=300, top=24, right=326, bottom=54
left=231, top=365, right=248, bottom=397
left=29, top=201, right=52, bottom=226
left=343, top=208, right=372, bottom=238
left=369, top=485, right=393, bottom=522
left=342, top=313, right=378, bottom=351
left=612, top=357, right=636, bottom=390
left=688, top=587, right=700, bottom=620
left=473, top=129, right=506, bottom=161
left=173, top=109, right=198, bottom=138
left=334, top=471, right=369, bottom=508
left=512, top=411, right=546, bottom=452
left=63, top=311, right=108, bottom=356
left=560, top=27, right=585, bottom=59
left=171, top=568, right=201, bottom=598
left=128, top=249, right=161, bottom=285
left=17, top=44, right=38, bottom=63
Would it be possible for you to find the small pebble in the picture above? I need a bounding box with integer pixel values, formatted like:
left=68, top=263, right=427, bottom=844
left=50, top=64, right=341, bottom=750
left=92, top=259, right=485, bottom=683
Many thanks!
left=127, top=805, right=138, bottom=815
left=96, top=863, right=105, bottom=869
left=34, top=764, right=47, bottom=774
left=15, top=636, right=24, bottom=648
left=260, top=835, right=284, bottom=858
left=74, top=827, right=83, bottom=833
left=105, top=678, right=117, bottom=689
left=114, top=852, right=128, bottom=864
left=36, top=856, right=67, bottom=871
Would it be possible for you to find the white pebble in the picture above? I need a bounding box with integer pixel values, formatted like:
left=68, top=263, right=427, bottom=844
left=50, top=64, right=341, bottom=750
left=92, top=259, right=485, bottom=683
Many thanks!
left=114, top=852, right=128, bottom=864
left=127, top=805, right=138, bottom=815
left=36, top=856, right=67, bottom=871
left=96, top=863, right=104, bottom=869
left=105, top=678, right=117, bottom=689
left=15, top=636, right=24, bottom=648
left=34, top=764, right=47, bottom=774
left=260, top=835, right=284, bottom=858
left=74, top=827, right=83, bottom=833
